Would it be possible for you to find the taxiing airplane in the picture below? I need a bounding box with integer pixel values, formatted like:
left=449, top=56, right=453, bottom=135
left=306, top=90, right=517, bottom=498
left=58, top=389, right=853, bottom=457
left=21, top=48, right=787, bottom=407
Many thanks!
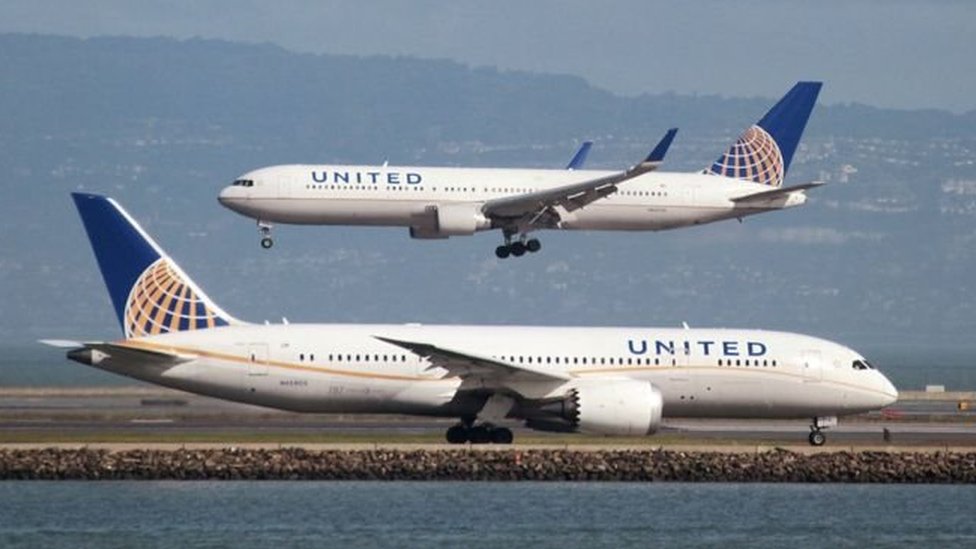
left=47, top=193, right=896, bottom=445
left=219, top=82, right=824, bottom=258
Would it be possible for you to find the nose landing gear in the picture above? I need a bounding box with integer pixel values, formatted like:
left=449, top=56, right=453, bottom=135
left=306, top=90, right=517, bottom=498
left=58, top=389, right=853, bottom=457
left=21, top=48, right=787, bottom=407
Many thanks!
left=808, top=416, right=837, bottom=446
left=808, top=429, right=826, bottom=446
left=257, top=220, right=274, bottom=249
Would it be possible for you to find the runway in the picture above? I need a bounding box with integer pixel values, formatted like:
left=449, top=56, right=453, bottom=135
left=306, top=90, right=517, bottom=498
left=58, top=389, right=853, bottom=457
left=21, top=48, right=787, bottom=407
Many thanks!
left=1, top=387, right=973, bottom=449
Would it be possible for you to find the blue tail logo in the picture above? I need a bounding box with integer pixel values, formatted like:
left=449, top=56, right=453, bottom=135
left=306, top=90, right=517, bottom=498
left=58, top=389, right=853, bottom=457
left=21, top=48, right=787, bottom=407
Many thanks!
left=72, top=193, right=237, bottom=339
left=124, top=257, right=231, bottom=337
left=707, top=81, right=822, bottom=187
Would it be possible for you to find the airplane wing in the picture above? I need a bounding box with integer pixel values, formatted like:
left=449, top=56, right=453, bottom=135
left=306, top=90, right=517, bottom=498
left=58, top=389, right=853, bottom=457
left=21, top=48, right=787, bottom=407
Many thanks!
left=565, top=141, right=593, bottom=170
left=483, top=128, right=678, bottom=220
left=373, top=335, right=571, bottom=382
left=731, top=181, right=824, bottom=203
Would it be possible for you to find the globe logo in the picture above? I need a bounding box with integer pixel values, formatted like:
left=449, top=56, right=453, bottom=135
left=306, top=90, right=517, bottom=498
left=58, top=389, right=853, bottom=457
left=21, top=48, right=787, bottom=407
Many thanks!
left=708, top=126, right=784, bottom=187
left=123, top=258, right=228, bottom=338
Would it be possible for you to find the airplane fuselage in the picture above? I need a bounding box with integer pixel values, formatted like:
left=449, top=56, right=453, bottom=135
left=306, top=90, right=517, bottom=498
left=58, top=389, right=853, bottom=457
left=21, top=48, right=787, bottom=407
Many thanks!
left=88, top=324, right=895, bottom=422
left=218, top=165, right=806, bottom=236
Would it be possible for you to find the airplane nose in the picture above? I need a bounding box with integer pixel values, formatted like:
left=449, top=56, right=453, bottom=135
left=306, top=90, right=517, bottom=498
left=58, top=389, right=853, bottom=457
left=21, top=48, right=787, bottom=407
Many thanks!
left=880, top=375, right=899, bottom=407
left=217, top=186, right=233, bottom=205
left=218, top=186, right=244, bottom=208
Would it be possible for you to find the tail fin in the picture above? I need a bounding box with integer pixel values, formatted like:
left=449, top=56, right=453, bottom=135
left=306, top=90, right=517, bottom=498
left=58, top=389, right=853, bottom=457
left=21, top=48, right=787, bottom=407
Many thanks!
left=706, top=81, right=822, bottom=187
left=71, top=193, right=239, bottom=339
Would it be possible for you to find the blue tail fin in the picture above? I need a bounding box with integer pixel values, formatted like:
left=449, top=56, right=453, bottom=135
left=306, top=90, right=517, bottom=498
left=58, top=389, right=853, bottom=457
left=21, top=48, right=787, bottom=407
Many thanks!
left=72, top=193, right=238, bottom=339
left=706, top=81, right=822, bottom=187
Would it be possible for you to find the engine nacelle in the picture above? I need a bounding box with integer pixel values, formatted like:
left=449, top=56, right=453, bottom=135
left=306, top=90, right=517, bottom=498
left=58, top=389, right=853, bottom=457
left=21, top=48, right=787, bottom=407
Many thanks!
left=435, top=203, right=490, bottom=236
left=523, top=379, right=663, bottom=436
left=409, top=226, right=450, bottom=239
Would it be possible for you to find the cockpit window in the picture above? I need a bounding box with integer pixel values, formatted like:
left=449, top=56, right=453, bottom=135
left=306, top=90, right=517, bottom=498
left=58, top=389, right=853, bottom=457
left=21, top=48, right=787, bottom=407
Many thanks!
left=232, top=179, right=255, bottom=187
left=852, top=359, right=875, bottom=370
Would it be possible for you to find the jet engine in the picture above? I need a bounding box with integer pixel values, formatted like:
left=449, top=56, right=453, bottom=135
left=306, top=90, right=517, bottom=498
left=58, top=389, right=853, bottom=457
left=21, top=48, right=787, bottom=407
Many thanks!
left=521, top=379, right=663, bottom=436
left=434, top=203, right=490, bottom=236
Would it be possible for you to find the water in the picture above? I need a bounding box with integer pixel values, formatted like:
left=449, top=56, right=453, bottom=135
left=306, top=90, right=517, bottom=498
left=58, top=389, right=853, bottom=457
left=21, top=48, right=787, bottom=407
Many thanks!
left=5, top=342, right=976, bottom=390
left=0, top=482, right=973, bottom=548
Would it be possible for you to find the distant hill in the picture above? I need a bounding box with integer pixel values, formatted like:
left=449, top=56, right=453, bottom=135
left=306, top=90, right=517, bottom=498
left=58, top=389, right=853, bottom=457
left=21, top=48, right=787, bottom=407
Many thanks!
left=1, top=33, right=975, bottom=378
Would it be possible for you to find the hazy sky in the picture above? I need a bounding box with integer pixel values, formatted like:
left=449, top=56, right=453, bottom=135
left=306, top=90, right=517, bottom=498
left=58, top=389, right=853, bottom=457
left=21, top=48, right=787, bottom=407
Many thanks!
left=2, top=0, right=974, bottom=111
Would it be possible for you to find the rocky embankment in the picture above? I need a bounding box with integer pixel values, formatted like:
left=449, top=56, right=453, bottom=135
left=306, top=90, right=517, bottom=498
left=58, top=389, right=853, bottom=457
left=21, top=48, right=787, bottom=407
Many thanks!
left=2, top=448, right=976, bottom=482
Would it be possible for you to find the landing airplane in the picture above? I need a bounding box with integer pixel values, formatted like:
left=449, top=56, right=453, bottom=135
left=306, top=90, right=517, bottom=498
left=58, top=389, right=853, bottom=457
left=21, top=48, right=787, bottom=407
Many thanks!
left=219, top=82, right=824, bottom=259
left=47, top=193, right=896, bottom=445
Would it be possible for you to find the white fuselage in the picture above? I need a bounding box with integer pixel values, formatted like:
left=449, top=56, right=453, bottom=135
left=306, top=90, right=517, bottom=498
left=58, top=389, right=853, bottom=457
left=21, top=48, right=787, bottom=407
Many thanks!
left=97, top=323, right=896, bottom=421
left=218, top=165, right=806, bottom=234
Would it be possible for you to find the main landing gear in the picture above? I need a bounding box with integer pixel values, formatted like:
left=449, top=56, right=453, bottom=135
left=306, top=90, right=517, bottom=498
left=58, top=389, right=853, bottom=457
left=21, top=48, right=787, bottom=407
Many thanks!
left=808, top=416, right=837, bottom=446
left=495, top=231, right=541, bottom=259
left=445, top=419, right=514, bottom=444
left=257, top=220, right=274, bottom=249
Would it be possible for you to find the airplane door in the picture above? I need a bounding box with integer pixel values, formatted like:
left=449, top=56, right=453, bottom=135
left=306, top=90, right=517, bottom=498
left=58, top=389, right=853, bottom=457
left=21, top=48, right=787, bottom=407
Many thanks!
left=801, top=350, right=823, bottom=381
left=247, top=343, right=269, bottom=376
left=276, top=173, right=293, bottom=198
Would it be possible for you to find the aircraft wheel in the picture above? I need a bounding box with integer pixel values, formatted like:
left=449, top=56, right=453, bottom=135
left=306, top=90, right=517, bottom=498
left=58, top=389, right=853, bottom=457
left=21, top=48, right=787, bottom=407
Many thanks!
left=495, top=245, right=510, bottom=259
left=491, top=427, right=514, bottom=444
left=510, top=242, right=526, bottom=257
left=260, top=237, right=274, bottom=249
left=469, top=426, right=492, bottom=444
left=525, top=238, right=541, bottom=253
left=808, top=430, right=826, bottom=446
left=446, top=424, right=469, bottom=444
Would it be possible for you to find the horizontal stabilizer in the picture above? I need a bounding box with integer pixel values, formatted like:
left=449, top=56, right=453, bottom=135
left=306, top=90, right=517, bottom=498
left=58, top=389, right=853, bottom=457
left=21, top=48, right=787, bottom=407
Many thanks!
left=92, top=342, right=196, bottom=366
left=39, top=339, right=84, bottom=348
left=731, top=181, right=824, bottom=203
left=62, top=341, right=195, bottom=369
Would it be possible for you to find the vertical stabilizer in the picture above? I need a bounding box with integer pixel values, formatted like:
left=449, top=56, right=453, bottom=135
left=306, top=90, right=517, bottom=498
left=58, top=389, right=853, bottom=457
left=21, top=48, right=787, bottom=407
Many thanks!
left=71, top=193, right=239, bottom=339
left=706, top=81, right=822, bottom=187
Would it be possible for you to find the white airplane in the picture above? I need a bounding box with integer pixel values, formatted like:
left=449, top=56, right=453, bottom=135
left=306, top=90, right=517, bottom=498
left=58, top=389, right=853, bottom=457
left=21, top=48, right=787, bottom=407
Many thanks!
left=47, top=193, right=897, bottom=446
left=219, top=82, right=824, bottom=259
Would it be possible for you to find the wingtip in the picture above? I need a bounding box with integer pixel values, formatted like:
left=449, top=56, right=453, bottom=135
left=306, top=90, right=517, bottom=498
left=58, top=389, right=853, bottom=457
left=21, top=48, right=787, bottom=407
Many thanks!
left=645, top=127, right=679, bottom=163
